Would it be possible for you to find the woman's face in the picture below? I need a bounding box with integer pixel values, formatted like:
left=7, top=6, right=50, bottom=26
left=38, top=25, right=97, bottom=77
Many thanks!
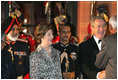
left=42, top=29, right=54, bottom=46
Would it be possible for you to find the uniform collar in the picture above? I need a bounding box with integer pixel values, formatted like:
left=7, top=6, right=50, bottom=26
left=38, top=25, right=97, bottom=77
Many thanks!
left=59, top=42, right=70, bottom=47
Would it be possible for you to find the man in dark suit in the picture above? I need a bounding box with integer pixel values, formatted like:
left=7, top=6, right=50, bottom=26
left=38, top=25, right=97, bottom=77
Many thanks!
left=79, top=16, right=107, bottom=79
left=95, top=15, right=117, bottom=79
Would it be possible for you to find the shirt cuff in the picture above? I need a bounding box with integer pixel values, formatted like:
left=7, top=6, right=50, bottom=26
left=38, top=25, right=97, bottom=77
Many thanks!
left=96, top=72, right=100, bottom=79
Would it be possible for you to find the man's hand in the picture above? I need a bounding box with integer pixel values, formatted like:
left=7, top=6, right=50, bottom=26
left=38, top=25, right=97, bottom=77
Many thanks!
left=63, top=72, right=75, bottom=79
left=98, top=70, right=105, bottom=79
left=17, top=75, right=23, bottom=79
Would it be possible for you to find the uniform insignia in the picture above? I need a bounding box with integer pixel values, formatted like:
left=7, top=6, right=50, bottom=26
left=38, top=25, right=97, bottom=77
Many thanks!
left=19, top=60, right=22, bottom=65
left=70, top=52, right=77, bottom=60
left=14, top=51, right=26, bottom=65
left=70, top=42, right=78, bottom=46
left=14, top=51, right=26, bottom=56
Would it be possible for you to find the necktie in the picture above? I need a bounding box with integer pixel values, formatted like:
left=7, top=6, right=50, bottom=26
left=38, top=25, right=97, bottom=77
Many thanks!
left=98, top=40, right=101, bottom=44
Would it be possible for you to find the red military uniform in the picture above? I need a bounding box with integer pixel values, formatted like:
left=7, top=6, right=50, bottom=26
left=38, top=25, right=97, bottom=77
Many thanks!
left=19, top=32, right=35, bottom=52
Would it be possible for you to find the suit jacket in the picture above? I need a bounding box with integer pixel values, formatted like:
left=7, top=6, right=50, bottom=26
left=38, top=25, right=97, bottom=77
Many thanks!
left=79, top=36, right=103, bottom=79
left=95, top=33, right=117, bottom=79
left=30, top=45, right=62, bottom=79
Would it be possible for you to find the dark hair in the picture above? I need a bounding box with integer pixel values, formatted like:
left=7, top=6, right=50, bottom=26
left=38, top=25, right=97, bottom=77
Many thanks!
left=35, top=24, right=53, bottom=44
left=59, top=24, right=71, bottom=32
left=91, top=16, right=106, bottom=27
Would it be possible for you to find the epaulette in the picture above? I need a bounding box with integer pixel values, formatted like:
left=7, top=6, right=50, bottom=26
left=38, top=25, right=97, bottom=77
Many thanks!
left=70, top=42, right=79, bottom=47
left=17, top=38, right=28, bottom=43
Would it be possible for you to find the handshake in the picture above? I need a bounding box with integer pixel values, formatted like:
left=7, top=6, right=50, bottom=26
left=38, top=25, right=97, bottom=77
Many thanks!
left=98, top=70, right=106, bottom=79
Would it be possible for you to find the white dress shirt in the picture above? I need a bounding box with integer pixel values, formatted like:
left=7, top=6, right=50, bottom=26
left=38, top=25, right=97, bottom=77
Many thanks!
left=93, top=36, right=102, bottom=51
left=93, top=35, right=103, bottom=79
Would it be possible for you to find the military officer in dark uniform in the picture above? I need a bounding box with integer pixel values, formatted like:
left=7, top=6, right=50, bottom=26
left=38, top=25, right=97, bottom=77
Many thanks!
left=53, top=24, right=80, bottom=79
left=1, top=17, right=30, bottom=79
left=1, top=50, right=17, bottom=79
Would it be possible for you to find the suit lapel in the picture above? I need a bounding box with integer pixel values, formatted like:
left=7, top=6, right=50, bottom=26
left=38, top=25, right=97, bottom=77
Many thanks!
left=90, top=36, right=100, bottom=54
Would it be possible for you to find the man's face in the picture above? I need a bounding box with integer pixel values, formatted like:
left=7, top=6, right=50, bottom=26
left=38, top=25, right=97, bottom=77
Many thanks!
left=59, top=26, right=71, bottom=42
left=92, top=19, right=106, bottom=40
left=9, top=24, right=19, bottom=38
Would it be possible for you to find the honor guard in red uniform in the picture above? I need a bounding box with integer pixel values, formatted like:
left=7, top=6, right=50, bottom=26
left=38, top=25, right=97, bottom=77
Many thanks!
left=1, top=17, right=30, bottom=79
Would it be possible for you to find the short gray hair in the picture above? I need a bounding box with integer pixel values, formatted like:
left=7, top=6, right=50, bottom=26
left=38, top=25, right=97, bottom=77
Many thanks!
left=91, top=16, right=106, bottom=27
left=109, top=15, right=117, bottom=29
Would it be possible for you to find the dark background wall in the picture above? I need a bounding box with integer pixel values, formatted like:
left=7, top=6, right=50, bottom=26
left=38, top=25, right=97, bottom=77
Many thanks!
left=66, top=1, right=77, bottom=37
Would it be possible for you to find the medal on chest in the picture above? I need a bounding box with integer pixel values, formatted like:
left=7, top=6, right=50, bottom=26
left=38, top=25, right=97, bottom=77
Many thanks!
left=70, top=52, right=77, bottom=60
left=19, top=55, right=22, bottom=64
left=14, top=51, right=26, bottom=65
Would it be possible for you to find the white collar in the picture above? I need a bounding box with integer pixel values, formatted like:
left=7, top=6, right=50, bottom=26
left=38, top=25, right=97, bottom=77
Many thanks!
left=93, top=35, right=102, bottom=51
left=93, top=35, right=100, bottom=44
